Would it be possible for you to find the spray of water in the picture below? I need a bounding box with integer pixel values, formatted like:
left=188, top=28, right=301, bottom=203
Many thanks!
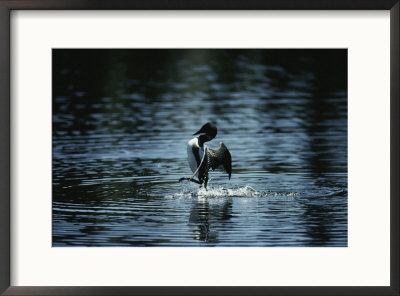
left=167, top=183, right=299, bottom=199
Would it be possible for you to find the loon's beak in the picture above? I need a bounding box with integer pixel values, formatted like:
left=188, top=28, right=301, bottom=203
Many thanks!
left=193, top=128, right=203, bottom=136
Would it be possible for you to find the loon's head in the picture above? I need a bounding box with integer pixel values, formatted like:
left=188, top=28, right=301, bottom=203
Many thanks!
left=193, top=122, right=217, bottom=142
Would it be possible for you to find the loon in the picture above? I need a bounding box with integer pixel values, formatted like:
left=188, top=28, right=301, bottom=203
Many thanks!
left=179, top=122, right=232, bottom=188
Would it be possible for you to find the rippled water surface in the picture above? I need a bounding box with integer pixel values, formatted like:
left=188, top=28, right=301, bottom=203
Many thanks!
left=53, top=49, right=347, bottom=246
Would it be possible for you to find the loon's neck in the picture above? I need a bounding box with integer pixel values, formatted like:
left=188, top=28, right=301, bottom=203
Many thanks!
left=197, top=134, right=210, bottom=148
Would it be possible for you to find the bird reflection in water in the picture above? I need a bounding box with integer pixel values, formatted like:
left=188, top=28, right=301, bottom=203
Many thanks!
left=188, top=197, right=233, bottom=243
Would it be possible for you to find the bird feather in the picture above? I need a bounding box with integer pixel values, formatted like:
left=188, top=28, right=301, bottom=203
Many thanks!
left=191, top=142, right=232, bottom=182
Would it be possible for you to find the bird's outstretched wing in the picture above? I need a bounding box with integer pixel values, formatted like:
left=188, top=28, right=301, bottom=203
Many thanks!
left=198, top=142, right=232, bottom=182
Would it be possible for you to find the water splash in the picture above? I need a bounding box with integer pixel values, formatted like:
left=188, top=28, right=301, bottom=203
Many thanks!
left=167, top=184, right=299, bottom=199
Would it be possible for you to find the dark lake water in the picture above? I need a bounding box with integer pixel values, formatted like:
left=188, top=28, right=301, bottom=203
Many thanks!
left=52, top=49, right=347, bottom=247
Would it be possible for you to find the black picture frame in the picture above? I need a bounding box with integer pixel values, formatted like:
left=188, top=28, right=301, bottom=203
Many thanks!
left=0, top=1, right=399, bottom=295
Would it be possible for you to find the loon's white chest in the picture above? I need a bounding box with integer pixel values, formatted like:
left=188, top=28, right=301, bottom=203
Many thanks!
left=187, top=137, right=204, bottom=175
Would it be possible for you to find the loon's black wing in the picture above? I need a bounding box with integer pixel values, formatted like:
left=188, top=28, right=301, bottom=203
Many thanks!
left=197, top=142, right=232, bottom=182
